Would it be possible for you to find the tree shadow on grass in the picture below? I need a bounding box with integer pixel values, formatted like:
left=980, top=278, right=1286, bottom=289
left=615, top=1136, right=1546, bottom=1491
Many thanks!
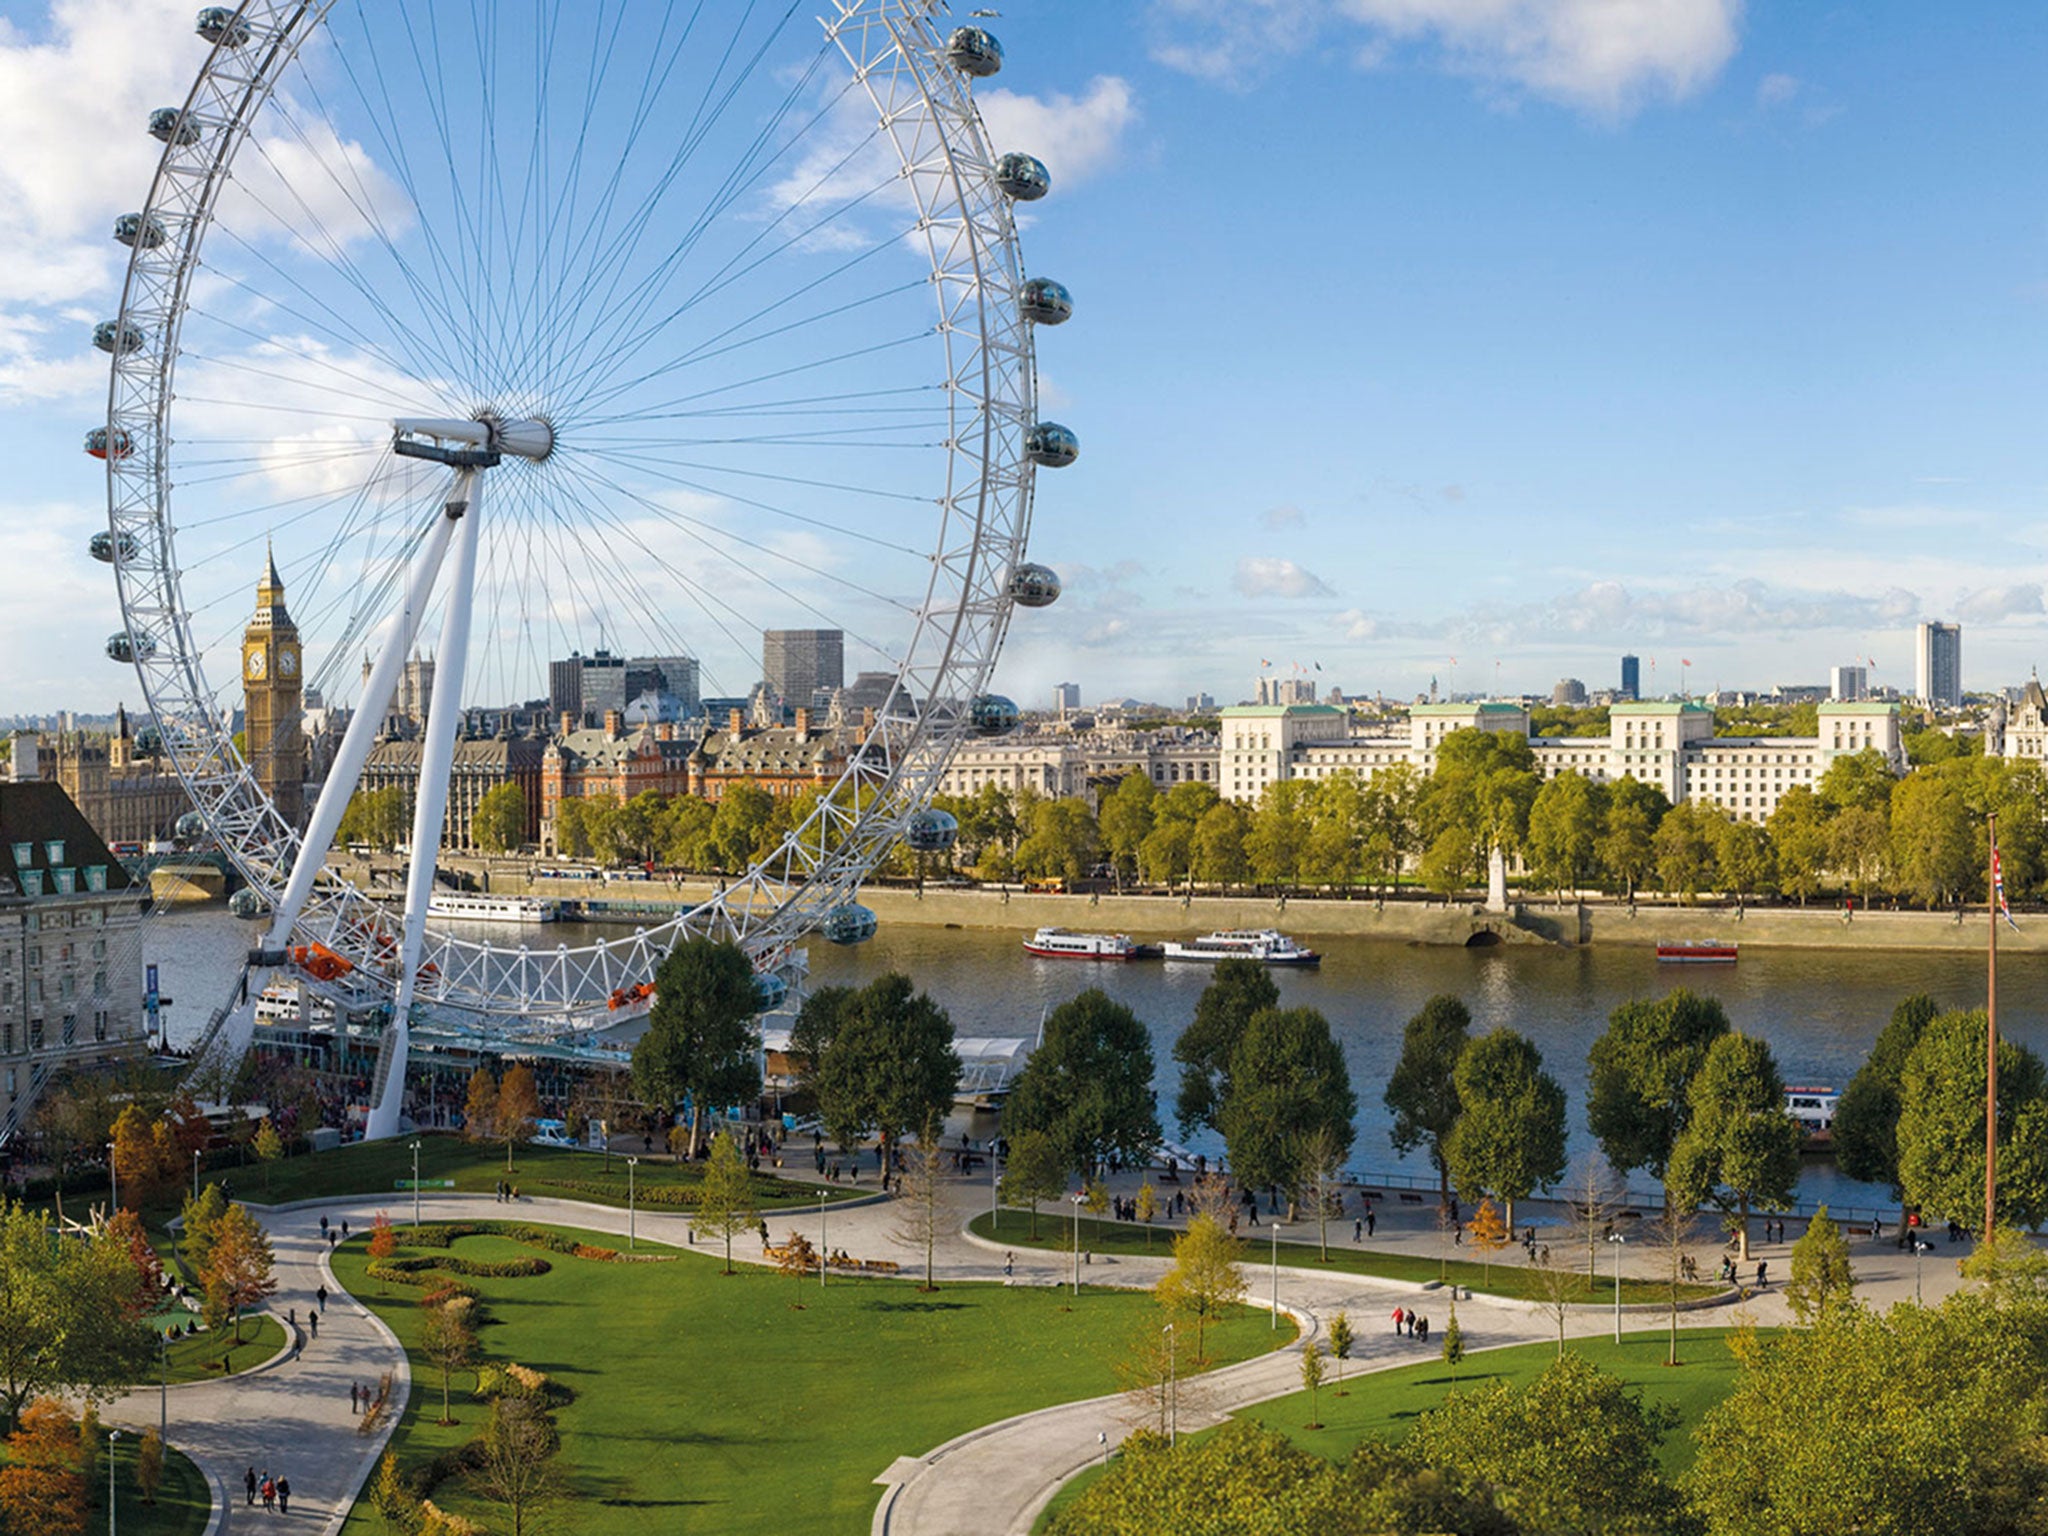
left=862, top=1299, right=969, bottom=1313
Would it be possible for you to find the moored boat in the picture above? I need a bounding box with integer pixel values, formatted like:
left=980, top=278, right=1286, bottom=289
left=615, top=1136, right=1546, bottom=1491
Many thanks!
left=425, top=892, right=558, bottom=925
left=1656, top=939, right=1737, bottom=962
left=1786, top=1086, right=1839, bottom=1149
left=1160, top=929, right=1320, bottom=966
left=1023, top=926, right=1141, bottom=960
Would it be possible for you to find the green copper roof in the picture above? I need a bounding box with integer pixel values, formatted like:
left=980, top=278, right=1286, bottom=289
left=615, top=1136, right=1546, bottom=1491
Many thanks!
left=1610, top=701, right=1712, bottom=715
left=1220, top=704, right=1345, bottom=718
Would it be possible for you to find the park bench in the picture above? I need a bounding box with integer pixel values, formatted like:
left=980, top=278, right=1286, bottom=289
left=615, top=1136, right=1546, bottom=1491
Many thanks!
left=1398, top=1192, right=1424, bottom=1205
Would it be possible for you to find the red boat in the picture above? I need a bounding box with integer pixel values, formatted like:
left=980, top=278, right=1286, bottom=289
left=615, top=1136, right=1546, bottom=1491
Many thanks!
left=1656, top=939, right=1737, bottom=963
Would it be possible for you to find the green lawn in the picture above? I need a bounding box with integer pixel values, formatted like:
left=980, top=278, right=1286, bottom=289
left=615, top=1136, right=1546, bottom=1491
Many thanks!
left=336, top=1223, right=1286, bottom=1534
left=236, top=1131, right=857, bottom=1213
left=154, top=1313, right=289, bottom=1383
left=1240, top=1329, right=1750, bottom=1477
left=34, top=1436, right=211, bottom=1536
left=971, top=1211, right=1713, bottom=1306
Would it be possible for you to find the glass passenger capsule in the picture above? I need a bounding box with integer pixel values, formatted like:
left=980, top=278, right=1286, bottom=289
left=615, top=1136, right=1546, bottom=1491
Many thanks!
left=1024, top=422, right=1078, bottom=468
left=229, top=887, right=269, bottom=921
left=85, top=427, right=134, bottom=462
left=822, top=903, right=879, bottom=946
left=904, top=809, right=959, bottom=853
left=114, top=213, right=167, bottom=250
left=970, top=694, right=1020, bottom=736
left=148, top=107, right=202, bottom=146
left=1005, top=563, right=1061, bottom=608
left=945, top=27, right=1003, bottom=78
left=175, top=810, right=206, bottom=840
left=90, top=530, right=139, bottom=563
left=106, top=631, right=157, bottom=664
left=753, top=971, right=790, bottom=1010
left=196, top=7, right=253, bottom=47
left=1019, top=277, right=1072, bottom=326
left=995, top=153, right=1050, bottom=202
left=134, top=727, right=163, bottom=758
left=94, top=320, right=146, bottom=356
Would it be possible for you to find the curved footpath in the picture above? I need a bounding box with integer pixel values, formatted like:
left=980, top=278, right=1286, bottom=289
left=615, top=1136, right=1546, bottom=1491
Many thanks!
left=98, top=1165, right=1962, bottom=1536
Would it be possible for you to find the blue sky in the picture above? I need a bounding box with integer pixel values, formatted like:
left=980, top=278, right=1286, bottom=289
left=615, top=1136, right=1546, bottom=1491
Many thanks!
left=1, top=1, right=2043, bottom=716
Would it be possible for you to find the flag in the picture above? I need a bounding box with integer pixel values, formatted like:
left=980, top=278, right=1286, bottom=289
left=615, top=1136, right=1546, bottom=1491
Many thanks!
left=1994, top=842, right=2021, bottom=932
left=1314, top=661, right=1322, bottom=672
left=1260, top=658, right=1271, bottom=669
left=1682, top=658, right=1693, bottom=667
left=1868, top=657, right=1878, bottom=669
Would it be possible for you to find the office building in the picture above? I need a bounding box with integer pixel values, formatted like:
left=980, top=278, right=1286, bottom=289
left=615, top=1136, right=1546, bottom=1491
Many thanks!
left=1916, top=623, right=1962, bottom=708
left=1619, top=655, right=1640, bottom=702
left=550, top=650, right=700, bottom=727
left=1552, top=678, right=1587, bottom=707
left=762, top=630, right=844, bottom=706
left=1052, top=682, right=1081, bottom=713
left=1256, top=675, right=1317, bottom=706
left=1831, top=665, right=1869, bottom=703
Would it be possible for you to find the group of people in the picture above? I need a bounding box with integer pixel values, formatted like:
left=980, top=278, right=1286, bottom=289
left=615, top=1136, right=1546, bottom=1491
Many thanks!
left=492, top=1180, right=521, bottom=1202
left=244, top=1467, right=291, bottom=1513
left=1390, top=1306, right=1433, bottom=1342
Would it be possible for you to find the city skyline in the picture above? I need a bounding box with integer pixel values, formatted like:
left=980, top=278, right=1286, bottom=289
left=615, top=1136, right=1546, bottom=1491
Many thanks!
left=0, top=4, right=2042, bottom=715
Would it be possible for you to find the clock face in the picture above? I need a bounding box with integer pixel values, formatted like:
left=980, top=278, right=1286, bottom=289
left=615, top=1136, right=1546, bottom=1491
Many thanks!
left=278, top=648, right=298, bottom=677
left=245, top=647, right=267, bottom=680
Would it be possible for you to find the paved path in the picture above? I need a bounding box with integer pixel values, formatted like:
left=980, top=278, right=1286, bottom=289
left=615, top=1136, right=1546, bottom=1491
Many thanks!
left=95, top=1155, right=1971, bottom=1536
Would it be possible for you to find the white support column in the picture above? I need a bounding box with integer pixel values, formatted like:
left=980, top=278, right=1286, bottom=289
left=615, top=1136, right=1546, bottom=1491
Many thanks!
left=366, top=469, right=482, bottom=1140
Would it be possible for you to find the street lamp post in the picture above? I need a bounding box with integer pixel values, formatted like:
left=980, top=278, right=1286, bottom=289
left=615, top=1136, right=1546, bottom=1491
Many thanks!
left=409, top=1140, right=421, bottom=1228
left=1607, top=1232, right=1626, bottom=1342
left=108, top=1427, right=120, bottom=1536
left=1914, top=1235, right=1927, bottom=1304
left=1071, top=1193, right=1086, bottom=1296
left=191, top=1149, right=201, bottom=1202
left=819, top=1189, right=828, bottom=1289
left=626, top=1157, right=638, bottom=1251
left=1270, top=1222, right=1284, bottom=1330
left=990, top=1141, right=999, bottom=1229
left=158, top=1329, right=168, bottom=1440
left=1163, top=1323, right=1177, bottom=1444
left=108, top=1142, right=117, bottom=1213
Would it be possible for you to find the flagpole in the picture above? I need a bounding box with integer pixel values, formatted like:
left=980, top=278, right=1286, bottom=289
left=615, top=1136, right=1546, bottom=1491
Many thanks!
left=1987, top=811, right=1999, bottom=1241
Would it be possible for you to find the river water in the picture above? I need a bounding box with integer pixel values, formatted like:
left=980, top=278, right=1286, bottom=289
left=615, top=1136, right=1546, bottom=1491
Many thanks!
left=146, top=906, right=2047, bottom=1215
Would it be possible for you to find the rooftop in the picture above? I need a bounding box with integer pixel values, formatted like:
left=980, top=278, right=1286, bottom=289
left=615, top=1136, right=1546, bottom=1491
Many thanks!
left=1218, top=704, right=1345, bottom=719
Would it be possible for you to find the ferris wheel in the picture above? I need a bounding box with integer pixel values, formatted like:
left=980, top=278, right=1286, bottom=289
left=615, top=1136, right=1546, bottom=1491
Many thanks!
left=96, top=1, right=1073, bottom=1137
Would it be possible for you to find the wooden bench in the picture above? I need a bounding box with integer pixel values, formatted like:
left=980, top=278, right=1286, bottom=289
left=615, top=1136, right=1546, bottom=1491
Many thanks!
left=1398, top=1192, right=1425, bottom=1205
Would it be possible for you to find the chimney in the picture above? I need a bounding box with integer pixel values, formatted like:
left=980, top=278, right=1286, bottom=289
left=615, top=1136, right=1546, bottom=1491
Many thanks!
left=558, top=711, right=574, bottom=739
left=794, top=708, right=810, bottom=740
left=657, top=722, right=675, bottom=742
left=604, top=709, right=623, bottom=738
left=861, top=707, right=876, bottom=732
left=728, top=708, right=744, bottom=736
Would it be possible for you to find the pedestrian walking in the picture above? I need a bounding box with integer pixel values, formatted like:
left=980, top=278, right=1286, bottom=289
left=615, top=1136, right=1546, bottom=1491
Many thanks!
left=1756, top=1259, right=1769, bottom=1288
left=309, top=1311, right=318, bottom=1340
left=1353, top=1218, right=1363, bottom=1243
left=316, top=1284, right=328, bottom=1312
left=319, top=1215, right=329, bottom=1237
left=278, top=1477, right=290, bottom=1514
left=262, top=1474, right=275, bottom=1511
left=1366, top=1210, right=1376, bottom=1238
left=245, top=1467, right=257, bottom=1505
left=341, top=1219, right=349, bottom=1238
left=1391, top=1306, right=1405, bottom=1333
left=1004, top=1252, right=1014, bottom=1277
left=350, top=1382, right=360, bottom=1414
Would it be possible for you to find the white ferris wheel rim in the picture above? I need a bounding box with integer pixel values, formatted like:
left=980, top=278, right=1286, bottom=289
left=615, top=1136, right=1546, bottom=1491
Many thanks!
left=100, top=0, right=1049, bottom=1027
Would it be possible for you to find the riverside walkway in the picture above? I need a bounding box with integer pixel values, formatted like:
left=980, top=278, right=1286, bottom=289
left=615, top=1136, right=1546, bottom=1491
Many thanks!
left=99, top=1157, right=1968, bottom=1536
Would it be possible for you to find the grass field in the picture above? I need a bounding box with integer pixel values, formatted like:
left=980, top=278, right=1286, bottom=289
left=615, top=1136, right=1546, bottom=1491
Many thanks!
left=335, top=1223, right=1287, bottom=1534
left=40, top=1436, right=212, bottom=1536
left=155, top=1313, right=289, bottom=1383
left=970, top=1211, right=1714, bottom=1306
left=235, top=1131, right=859, bottom=1213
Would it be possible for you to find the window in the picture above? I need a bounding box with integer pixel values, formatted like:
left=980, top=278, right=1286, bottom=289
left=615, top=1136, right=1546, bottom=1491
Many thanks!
left=93, top=1012, right=106, bottom=1043
left=28, top=1020, right=41, bottom=1050
left=60, top=1015, right=75, bottom=1046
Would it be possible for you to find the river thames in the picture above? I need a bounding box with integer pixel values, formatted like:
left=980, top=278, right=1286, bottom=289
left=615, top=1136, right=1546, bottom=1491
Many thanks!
left=146, top=906, right=2047, bottom=1215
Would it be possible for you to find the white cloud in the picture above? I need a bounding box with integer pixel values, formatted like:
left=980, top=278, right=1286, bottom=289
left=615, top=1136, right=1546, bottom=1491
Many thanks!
left=1956, top=584, right=2045, bottom=625
left=1756, top=71, right=1799, bottom=107
left=1150, top=0, right=1745, bottom=115
left=976, top=77, right=1137, bottom=183
left=1234, top=556, right=1335, bottom=600
left=1260, top=504, right=1306, bottom=530
left=1339, top=608, right=1378, bottom=639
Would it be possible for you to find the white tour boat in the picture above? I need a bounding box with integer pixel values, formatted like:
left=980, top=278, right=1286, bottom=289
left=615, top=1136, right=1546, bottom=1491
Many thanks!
left=1022, top=926, right=1146, bottom=961
left=425, top=892, right=558, bottom=925
left=1159, top=929, right=1320, bottom=967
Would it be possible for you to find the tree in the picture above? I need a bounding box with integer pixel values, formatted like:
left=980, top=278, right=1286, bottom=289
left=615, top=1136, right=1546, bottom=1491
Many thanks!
left=1016, top=796, right=1101, bottom=885
left=1192, top=802, right=1249, bottom=890
left=1443, top=1029, right=1566, bottom=1233
left=0, top=1399, right=88, bottom=1536
left=1216, top=1006, right=1356, bottom=1213
left=473, top=782, right=530, bottom=852
left=367, top=1211, right=397, bottom=1261
left=1326, top=1310, right=1353, bottom=1397
left=1767, top=785, right=1832, bottom=905
left=1586, top=989, right=1730, bottom=1199
left=1301, top=773, right=1366, bottom=890
left=1302, top=1125, right=1347, bottom=1262
left=135, top=1426, right=163, bottom=1507
left=1246, top=780, right=1315, bottom=893
left=1097, top=773, right=1157, bottom=890
left=109, top=1103, right=170, bottom=1211
left=1784, top=1206, right=1855, bottom=1323
left=496, top=1063, right=540, bottom=1170
left=1299, top=1340, right=1326, bottom=1429
left=419, top=1299, right=479, bottom=1425
left=1598, top=776, right=1667, bottom=898
left=1004, top=989, right=1161, bottom=1178
left=1172, top=960, right=1278, bottom=1137
left=1134, top=1180, right=1159, bottom=1249
left=632, top=938, right=763, bottom=1159
left=1403, top=1353, right=1682, bottom=1535
left=890, top=1119, right=945, bottom=1292
left=1154, top=1213, right=1245, bottom=1365
left=1819, top=747, right=1897, bottom=816
left=1383, top=994, right=1468, bottom=1211
left=1829, top=804, right=1892, bottom=900
left=1666, top=1033, right=1802, bottom=1261
left=1891, top=769, right=1973, bottom=906
left=463, top=1068, right=499, bottom=1145
left=1687, top=1292, right=2048, bottom=1536
left=1652, top=801, right=1718, bottom=900
left=0, top=1203, right=154, bottom=1430
left=1713, top=812, right=1775, bottom=901
left=695, top=1132, right=758, bottom=1276
left=1526, top=771, right=1604, bottom=896
left=1000, top=1128, right=1067, bottom=1239
left=809, top=973, right=960, bottom=1162
left=252, top=1118, right=283, bottom=1193
left=1439, top=1303, right=1464, bottom=1379
left=1897, top=1008, right=2048, bottom=1230
left=1464, top=1198, right=1509, bottom=1285
left=202, top=1204, right=276, bottom=1342
left=468, top=1394, right=562, bottom=1536
left=1832, top=994, right=1939, bottom=1208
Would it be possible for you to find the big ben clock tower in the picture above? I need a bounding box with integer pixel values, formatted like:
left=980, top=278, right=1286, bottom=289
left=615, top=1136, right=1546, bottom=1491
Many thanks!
left=243, top=545, right=306, bottom=826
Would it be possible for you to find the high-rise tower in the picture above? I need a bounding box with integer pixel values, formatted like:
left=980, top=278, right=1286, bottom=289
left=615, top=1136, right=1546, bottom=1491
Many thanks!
left=242, top=547, right=306, bottom=825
